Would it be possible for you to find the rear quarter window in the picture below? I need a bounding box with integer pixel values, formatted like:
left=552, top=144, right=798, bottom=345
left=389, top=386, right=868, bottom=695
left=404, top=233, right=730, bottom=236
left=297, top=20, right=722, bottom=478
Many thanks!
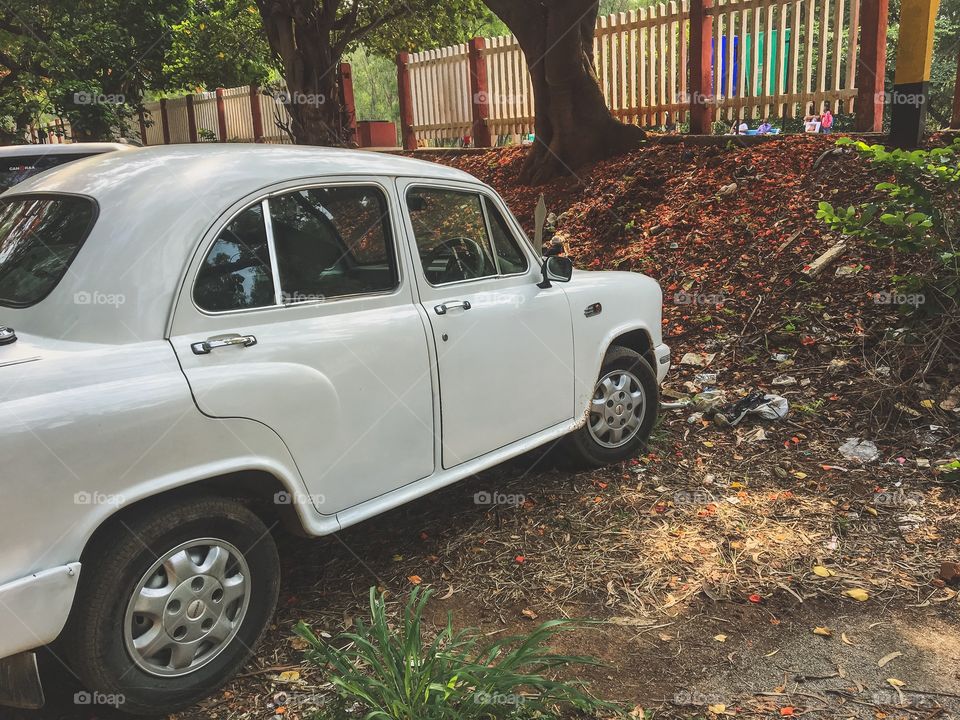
left=0, top=195, right=98, bottom=307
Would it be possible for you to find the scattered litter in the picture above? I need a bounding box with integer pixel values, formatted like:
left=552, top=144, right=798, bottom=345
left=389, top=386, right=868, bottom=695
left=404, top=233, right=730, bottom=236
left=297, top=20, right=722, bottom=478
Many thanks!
left=695, top=372, right=718, bottom=385
left=835, top=263, right=862, bottom=276
left=687, top=411, right=704, bottom=424
left=741, top=427, right=768, bottom=442
left=941, top=384, right=960, bottom=412
left=839, top=438, right=879, bottom=463
left=693, top=390, right=727, bottom=413
left=713, top=392, right=789, bottom=427
left=771, top=352, right=791, bottom=362
left=679, top=351, right=716, bottom=367
left=772, top=375, right=798, bottom=386
left=873, top=365, right=892, bottom=378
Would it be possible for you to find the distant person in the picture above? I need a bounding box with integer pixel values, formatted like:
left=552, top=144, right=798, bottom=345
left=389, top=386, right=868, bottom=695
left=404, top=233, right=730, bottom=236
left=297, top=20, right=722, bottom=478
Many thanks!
left=820, top=103, right=834, bottom=134
left=758, top=119, right=773, bottom=134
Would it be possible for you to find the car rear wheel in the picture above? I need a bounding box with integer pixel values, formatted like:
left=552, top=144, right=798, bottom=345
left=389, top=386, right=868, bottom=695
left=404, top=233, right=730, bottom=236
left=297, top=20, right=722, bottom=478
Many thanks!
left=62, top=496, right=280, bottom=715
left=565, top=346, right=659, bottom=467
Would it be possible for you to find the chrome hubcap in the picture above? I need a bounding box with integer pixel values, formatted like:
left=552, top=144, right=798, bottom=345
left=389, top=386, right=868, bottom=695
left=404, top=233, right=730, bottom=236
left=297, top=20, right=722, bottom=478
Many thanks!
left=124, top=539, right=250, bottom=677
left=588, top=369, right=646, bottom=448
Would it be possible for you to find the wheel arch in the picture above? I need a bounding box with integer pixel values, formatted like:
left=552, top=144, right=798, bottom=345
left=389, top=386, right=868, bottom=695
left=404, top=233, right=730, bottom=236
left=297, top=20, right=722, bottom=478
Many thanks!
left=606, top=327, right=655, bottom=368
left=78, top=470, right=310, bottom=568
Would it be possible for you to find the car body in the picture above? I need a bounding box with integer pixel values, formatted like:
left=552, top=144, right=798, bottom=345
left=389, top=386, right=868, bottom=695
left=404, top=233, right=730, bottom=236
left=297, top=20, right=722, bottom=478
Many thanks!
left=0, top=142, right=132, bottom=192
left=0, top=144, right=669, bottom=712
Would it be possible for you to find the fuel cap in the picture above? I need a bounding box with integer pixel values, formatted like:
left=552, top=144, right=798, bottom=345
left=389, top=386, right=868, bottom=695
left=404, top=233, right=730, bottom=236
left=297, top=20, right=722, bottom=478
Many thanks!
left=0, top=326, right=17, bottom=345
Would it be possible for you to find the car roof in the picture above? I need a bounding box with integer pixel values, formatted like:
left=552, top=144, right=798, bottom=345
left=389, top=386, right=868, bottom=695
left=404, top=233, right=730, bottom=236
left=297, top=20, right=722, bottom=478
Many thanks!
left=0, top=144, right=484, bottom=344
left=0, top=142, right=133, bottom=157
left=5, top=143, right=475, bottom=202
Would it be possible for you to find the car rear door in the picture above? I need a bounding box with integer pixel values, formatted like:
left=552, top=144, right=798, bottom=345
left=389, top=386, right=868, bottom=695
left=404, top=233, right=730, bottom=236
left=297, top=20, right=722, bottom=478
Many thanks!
left=169, top=179, right=435, bottom=514
left=396, top=179, right=575, bottom=469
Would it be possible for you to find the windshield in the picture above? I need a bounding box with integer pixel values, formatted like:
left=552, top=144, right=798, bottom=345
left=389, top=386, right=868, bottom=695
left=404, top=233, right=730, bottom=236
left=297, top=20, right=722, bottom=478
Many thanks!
left=0, top=152, right=101, bottom=193
left=0, top=195, right=97, bottom=307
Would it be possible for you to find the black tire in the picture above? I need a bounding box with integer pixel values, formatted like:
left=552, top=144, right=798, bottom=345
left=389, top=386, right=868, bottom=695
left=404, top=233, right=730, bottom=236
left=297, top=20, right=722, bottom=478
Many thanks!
left=61, top=496, right=280, bottom=716
left=565, top=346, right=659, bottom=467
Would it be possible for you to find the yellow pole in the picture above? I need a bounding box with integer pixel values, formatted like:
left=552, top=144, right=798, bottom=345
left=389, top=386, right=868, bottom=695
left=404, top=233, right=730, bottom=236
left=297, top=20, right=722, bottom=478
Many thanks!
left=889, top=0, right=941, bottom=146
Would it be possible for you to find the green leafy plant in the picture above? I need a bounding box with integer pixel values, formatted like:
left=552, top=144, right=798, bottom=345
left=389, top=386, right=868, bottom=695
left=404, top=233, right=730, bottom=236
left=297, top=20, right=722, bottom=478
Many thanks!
left=294, top=586, right=614, bottom=720
left=815, top=137, right=960, bottom=315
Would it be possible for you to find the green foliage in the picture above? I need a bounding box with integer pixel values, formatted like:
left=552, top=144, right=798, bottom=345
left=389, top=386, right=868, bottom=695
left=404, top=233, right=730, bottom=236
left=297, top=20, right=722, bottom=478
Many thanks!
left=347, top=0, right=495, bottom=57
left=0, top=0, right=194, bottom=139
left=163, top=1, right=273, bottom=91
left=816, top=137, right=960, bottom=315
left=293, top=586, right=613, bottom=720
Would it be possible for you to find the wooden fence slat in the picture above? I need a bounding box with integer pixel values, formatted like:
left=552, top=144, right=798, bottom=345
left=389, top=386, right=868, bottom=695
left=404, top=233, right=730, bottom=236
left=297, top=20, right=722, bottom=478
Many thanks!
left=639, top=7, right=648, bottom=124
left=831, top=0, right=846, bottom=110
left=845, top=0, right=860, bottom=112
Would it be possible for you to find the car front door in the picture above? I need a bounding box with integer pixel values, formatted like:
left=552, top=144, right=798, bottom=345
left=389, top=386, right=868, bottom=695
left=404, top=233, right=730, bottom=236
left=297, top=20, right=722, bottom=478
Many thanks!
left=397, top=179, right=575, bottom=469
left=170, top=180, right=435, bottom=514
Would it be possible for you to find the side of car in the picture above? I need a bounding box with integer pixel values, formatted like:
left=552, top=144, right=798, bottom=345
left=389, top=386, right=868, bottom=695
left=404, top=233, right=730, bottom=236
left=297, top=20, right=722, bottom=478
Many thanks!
left=0, top=149, right=668, bottom=713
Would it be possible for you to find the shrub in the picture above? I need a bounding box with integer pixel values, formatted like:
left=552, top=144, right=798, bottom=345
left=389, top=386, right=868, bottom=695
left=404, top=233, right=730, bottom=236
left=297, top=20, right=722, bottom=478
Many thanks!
left=294, top=586, right=613, bottom=720
left=816, top=137, right=960, bottom=317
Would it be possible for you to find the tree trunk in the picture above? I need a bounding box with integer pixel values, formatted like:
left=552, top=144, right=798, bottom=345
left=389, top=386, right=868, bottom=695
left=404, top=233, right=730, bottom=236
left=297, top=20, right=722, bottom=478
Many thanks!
left=256, top=0, right=355, bottom=146
left=484, top=0, right=644, bottom=184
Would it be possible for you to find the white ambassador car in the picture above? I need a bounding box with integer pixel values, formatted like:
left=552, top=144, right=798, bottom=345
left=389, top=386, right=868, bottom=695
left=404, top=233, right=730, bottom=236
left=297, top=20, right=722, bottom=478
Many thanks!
left=0, top=145, right=669, bottom=713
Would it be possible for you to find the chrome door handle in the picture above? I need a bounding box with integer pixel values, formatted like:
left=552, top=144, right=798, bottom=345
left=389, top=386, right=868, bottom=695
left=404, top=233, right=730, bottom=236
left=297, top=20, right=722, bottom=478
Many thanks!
left=433, top=300, right=471, bottom=315
left=191, top=334, right=258, bottom=355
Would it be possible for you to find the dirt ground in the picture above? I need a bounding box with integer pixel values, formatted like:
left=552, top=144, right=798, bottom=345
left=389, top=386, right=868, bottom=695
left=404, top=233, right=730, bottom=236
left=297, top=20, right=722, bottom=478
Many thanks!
left=16, top=135, right=960, bottom=720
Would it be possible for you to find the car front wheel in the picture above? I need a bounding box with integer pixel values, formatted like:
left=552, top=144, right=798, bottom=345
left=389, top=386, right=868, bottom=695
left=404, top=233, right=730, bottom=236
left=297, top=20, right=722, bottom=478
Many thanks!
left=62, top=495, right=280, bottom=715
left=565, top=346, right=659, bottom=467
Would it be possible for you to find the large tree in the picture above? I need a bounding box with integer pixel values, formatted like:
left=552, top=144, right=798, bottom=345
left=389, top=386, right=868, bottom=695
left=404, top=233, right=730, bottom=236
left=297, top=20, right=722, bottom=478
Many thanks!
left=482, top=0, right=645, bottom=183
left=0, top=0, right=192, bottom=140
left=254, top=0, right=490, bottom=146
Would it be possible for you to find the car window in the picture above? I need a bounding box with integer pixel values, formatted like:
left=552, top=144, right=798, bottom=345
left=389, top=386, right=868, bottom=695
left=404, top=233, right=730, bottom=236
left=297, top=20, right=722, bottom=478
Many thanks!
left=406, top=188, right=498, bottom=285
left=0, top=153, right=102, bottom=193
left=269, top=186, right=397, bottom=303
left=0, top=195, right=97, bottom=307
left=194, top=203, right=276, bottom=312
left=484, top=198, right=529, bottom=275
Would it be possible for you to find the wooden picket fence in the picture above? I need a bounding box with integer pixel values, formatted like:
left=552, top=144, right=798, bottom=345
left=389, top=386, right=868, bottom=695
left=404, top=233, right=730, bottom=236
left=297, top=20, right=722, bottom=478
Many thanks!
left=400, top=0, right=864, bottom=145
left=139, top=86, right=293, bottom=145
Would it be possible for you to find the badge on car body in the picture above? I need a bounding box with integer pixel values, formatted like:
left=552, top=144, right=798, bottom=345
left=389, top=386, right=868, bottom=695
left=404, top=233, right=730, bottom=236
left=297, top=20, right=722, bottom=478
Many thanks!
left=0, top=326, right=16, bottom=345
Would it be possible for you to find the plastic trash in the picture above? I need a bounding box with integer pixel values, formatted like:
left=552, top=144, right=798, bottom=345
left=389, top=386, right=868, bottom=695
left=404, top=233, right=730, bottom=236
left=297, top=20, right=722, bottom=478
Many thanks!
left=712, top=392, right=789, bottom=427
left=695, top=372, right=718, bottom=385
left=772, top=375, right=798, bottom=386
left=839, top=438, right=879, bottom=463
